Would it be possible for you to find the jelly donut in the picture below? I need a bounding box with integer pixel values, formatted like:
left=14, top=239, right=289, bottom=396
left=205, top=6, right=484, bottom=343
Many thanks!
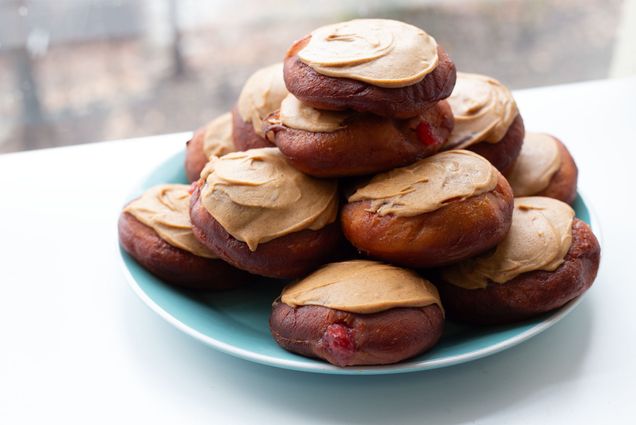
left=270, top=260, right=444, bottom=367
left=118, top=184, right=250, bottom=290
left=283, top=19, right=456, bottom=119
left=233, top=63, right=288, bottom=151
left=189, top=147, right=342, bottom=279
left=446, top=72, right=524, bottom=174
left=507, top=132, right=578, bottom=204
left=265, top=94, right=454, bottom=177
left=185, top=113, right=235, bottom=182
left=435, top=197, right=600, bottom=325
left=341, top=150, right=513, bottom=268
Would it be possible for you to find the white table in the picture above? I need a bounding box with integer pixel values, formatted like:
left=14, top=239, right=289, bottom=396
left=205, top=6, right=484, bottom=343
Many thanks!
left=1, top=77, right=635, bottom=424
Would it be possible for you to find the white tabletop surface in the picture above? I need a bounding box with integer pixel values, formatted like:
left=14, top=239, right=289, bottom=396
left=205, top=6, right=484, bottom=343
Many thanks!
left=1, top=77, right=635, bottom=424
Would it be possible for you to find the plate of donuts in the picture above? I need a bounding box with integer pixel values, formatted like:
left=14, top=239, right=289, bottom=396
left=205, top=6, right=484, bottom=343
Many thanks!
left=118, top=19, right=601, bottom=374
left=119, top=149, right=599, bottom=375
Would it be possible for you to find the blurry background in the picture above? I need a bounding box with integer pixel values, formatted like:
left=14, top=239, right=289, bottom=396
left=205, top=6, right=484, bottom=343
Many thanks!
left=0, top=0, right=634, bottom=153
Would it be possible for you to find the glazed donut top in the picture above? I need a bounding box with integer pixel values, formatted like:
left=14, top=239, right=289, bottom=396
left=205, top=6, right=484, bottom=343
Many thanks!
left=237, top=63, right=289, bottom=138
left=507, top=133, right=562, bottom=196
left=348, top=150, right=498, bottom=217
left=124, top=184, right=217, bottom=259
left=280, top=260, right=442, bottom=314
left=442, top=196, right=575, bottom=289
left=278, top=94, right=350, bottom=133
left=446, top=72, right=518, bottom=149
left=200, top=147, right=338, bottom=251
left=202, top=112, right=235, bottom=159
left=296, top=19, right=439, bottom=88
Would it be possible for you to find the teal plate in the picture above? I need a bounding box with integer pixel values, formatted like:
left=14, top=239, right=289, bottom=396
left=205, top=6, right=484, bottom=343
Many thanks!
left=119, top=151, right=600, bottom=375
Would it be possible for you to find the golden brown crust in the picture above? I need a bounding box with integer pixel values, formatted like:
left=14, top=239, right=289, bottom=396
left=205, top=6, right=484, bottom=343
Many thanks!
left=433, top=219, right=600, bottom=325
left=283, top=37, right=456, bottom=119
left=231, top=106, right=275, bottom=151
left=118, top=210, right=251, bottom=290
left=270, top=300, right=444, bottom=366
left=189, top=183, right=343, bottom=279
left=535, top=138, right=578, bottom=204
left=464, top=114, right=525, bottom=174
left=268, top=101, right=454, bottom=178
left=341, top=173, right=514, bottom=268
left=184, top=128, right=209, bottom=183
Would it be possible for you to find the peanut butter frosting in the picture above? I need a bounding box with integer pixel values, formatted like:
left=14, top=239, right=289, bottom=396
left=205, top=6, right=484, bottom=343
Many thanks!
left=348, top=150, right=498, bottom=217
left=281, top=260, right=442, bottom=314
left=237, top=63, right=289, bottom=138
left=297, top=19, right=439, bottom=88
left=508, top=133, right=562, bottom=196
left=202, top=112, right=235, bottom=159
left=200, top=147, right=338, bottom=251
left=442, top=196, right=575, bottom=289
left=447, top=72, right=518, bottom=149
left=278, top=94, right=350, bottom=133
left=124, top=184, right=217, bottom=259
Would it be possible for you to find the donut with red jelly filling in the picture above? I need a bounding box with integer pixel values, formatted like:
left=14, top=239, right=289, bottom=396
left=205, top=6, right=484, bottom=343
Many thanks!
left=270, top=261, right=444, bottom=367
left=265, top=95, right=454, bottom=178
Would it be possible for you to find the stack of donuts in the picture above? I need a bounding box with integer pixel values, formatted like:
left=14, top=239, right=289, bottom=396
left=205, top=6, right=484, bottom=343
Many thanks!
left=119, top=19, right=600, bottom=367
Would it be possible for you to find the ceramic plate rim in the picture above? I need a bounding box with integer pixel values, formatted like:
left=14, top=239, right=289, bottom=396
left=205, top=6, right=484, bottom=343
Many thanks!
left=118, top=150, right=601, bottom=375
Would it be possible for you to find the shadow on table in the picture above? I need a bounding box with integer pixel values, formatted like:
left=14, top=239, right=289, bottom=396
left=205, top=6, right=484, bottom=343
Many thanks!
left=120, top=288, right=594, bottom=425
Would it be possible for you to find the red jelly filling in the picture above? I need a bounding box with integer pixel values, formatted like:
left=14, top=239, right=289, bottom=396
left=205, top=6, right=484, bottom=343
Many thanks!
left=416, top=121, right=439, bottom=146
left=322, top=322, right=355, bottom=366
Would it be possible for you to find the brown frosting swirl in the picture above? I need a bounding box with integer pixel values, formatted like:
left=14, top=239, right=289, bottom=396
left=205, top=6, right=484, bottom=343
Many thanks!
left=297, top=19, right=439, bottom=88
left=202, top=112, right=235, bottom=159
left=124, top=184, right=217, bottom=258
left=348, top=150, right=498, bottom=217
left=237, top=63, right=288, bottom=138
left=200, top=147, right=338, bottom=251
left=442, top=196, right=575, bottom=289
left=508, top=132, right=562, bottom=196
left=447, top=72, right=518, bottom=149
left=278, top=94, right=350, bottom=133
left=281, top=260, right=442, bottom=314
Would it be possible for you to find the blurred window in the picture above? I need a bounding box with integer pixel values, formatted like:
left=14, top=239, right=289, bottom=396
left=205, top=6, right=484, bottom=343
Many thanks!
left=0, top=0, right=631, bottom=153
